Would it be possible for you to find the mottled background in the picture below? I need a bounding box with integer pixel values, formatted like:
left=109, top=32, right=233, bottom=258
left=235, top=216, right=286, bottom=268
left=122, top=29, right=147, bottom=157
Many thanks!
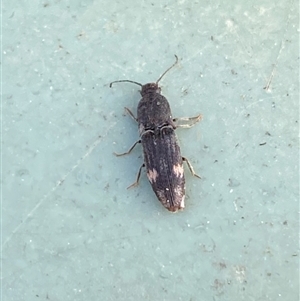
left=3, top=0, right=299, bottom=300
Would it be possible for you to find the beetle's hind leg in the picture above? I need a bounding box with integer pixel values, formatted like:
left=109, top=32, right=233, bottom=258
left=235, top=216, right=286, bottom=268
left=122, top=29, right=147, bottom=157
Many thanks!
left=173, top=114, right=202, bottom=128
left=182, top=157, right=201, bottom=179
left=127, top=164, right=145, bottom=189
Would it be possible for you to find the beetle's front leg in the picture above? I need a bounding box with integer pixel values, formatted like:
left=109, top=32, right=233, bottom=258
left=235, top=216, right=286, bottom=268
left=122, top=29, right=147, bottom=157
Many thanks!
left=124, top=107, right=138, bottom=122
left=173, top=114, right=202, bottom=128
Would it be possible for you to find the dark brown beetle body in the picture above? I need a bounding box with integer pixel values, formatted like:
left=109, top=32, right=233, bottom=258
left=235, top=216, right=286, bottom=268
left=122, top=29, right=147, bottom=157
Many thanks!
left=110, top=56, right=201, bottom=212
left=138, top=83, right=185, bottom=211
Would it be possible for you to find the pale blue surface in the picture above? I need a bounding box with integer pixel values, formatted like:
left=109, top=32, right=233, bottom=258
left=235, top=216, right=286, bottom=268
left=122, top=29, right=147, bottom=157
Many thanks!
left=2, top=1, right=299, bottom=300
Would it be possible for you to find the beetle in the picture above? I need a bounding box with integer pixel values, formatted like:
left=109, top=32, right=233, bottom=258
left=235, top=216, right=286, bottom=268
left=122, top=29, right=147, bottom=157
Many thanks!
left=110, top=55, right=202, bottom=212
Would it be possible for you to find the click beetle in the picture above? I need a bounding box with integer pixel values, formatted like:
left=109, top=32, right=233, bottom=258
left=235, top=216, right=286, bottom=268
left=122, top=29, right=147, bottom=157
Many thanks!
left=110, top=55, right=202, bottom=212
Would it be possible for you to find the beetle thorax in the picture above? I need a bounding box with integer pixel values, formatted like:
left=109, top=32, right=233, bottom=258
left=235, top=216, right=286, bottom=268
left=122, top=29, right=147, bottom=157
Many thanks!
left=137, top=91, right=174, bottom=131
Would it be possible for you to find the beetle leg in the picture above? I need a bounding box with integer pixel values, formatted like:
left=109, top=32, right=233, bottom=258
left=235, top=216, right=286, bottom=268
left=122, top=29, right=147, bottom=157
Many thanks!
left=124, top=107, right=138, bottom=122
left=127, top=164, right=145, bottom=189
left=182, top=157, right=201, bottom=179
left=114, top=140, right=141, bottom=156
left=173, top=114, right=202, bottom=128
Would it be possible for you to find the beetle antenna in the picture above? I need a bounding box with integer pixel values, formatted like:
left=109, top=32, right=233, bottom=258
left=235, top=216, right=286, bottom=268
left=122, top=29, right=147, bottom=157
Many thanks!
left=109, top=80, right=143, bottom=88
left=156, top=55, right=179, bottom=85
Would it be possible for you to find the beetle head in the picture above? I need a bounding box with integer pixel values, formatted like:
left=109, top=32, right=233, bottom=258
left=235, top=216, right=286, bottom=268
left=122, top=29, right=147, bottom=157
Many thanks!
left=140, top=83, right=161, bottom=96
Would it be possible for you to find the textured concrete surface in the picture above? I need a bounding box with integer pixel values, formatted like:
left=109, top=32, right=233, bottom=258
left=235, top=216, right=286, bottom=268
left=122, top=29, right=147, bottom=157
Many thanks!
left=2, top=0, right=299, bottom=300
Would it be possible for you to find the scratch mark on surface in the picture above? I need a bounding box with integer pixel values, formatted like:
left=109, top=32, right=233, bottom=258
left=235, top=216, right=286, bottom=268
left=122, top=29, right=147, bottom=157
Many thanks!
left=263, top=4, right=294, bottom=91
left=3, top=123, right=116, bottom=248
